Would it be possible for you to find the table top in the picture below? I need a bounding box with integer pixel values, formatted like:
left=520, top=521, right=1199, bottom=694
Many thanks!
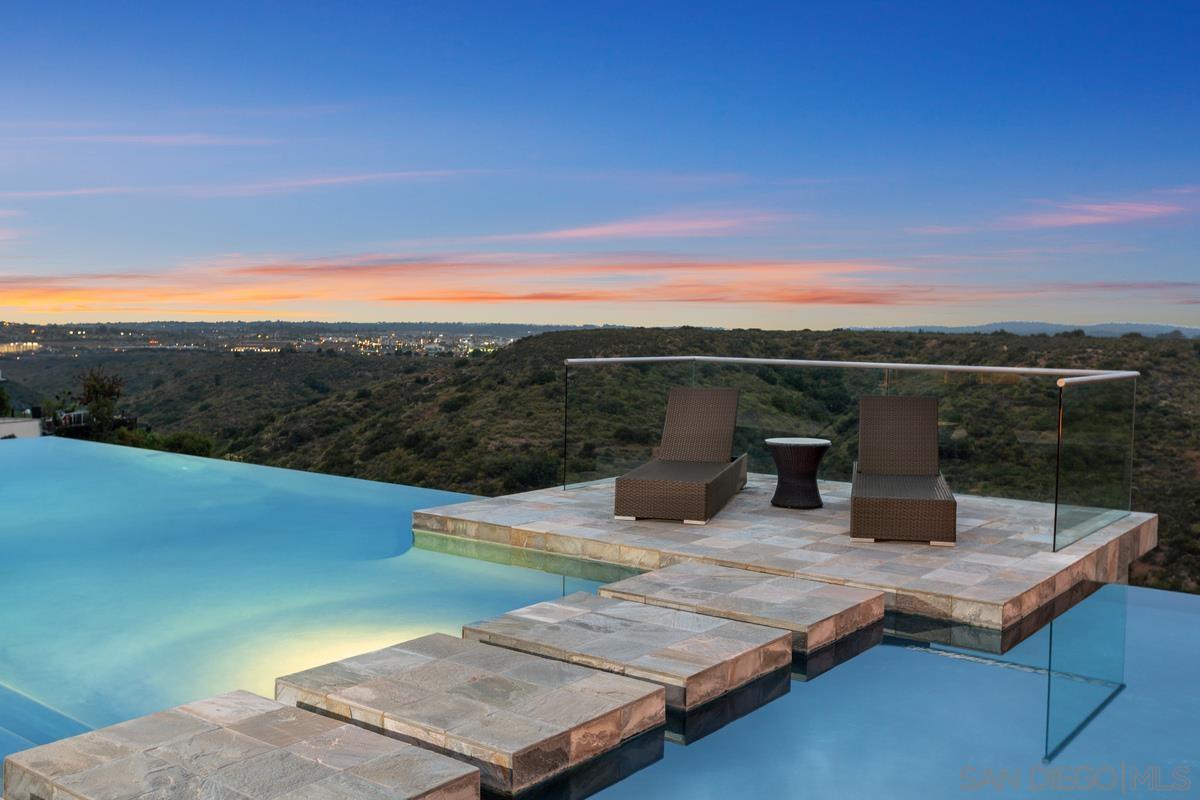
left=764, top=437, right=832, bottom=446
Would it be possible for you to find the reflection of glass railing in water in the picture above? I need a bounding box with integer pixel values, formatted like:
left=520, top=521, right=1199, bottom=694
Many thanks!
left=890, top=582, right=1127, bottom=762
left=562, top=356, right=1138, bottom=551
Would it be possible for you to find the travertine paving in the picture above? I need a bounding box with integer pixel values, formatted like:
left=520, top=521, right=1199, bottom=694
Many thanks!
left=599, top=562, right=884, bottom=653
left=463, top=592, right=791, bottom=710
left=413, top=475, right=1157, bottom=631
left=2, top=691, right=478, bottom=800
left=275, top=634, right=664, bottom=795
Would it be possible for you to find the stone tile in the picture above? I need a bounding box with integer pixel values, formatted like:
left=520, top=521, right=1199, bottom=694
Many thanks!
left=464, top=592, right=789, bottom=711
left=179, top=692, right=286, bottom=727
left=149, top=728, right=275, bottom=776
left=347, top=750, right=478, bottom=799
left=3, top=692, right=479, bottom=800
left=275, top=662, right=374, bottom=709
left=274, top=772, right=403, bottom=800
left=228, top=707, right=344, bottom=748
left=275, top=634, right=663, bottom=795
left=4, top=731, right=138, bottom=782
left=415, top=476, right=1157, bottom=633
left=284, top=724, right=408, bottom=770
left=602, top=563, right=883, bottom=653
left=326, top=679, right=432, bottom=728
left=55, top=753, right=192, bottom=800
left=208, top=749, right=335, bottom=799
left=97, top=710, right=219, bottom=751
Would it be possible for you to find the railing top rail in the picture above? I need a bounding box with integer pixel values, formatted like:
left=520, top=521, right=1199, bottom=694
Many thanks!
left=562, top=355, right=1139, bottom=388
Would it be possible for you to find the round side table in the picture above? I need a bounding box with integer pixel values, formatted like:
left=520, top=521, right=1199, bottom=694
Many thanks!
left=765, top=437, right=832, bottom=509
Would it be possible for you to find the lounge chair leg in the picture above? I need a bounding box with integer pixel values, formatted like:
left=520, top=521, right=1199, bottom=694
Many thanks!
left=850, top=537, right=876, bottom=543
left=614, top=515, right=636, bottom=521
left=683, top=519, right=708, bottom=526
left=930, top=540, right=955, bottom=547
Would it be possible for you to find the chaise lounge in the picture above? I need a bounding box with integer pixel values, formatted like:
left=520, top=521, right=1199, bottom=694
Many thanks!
left=614, top=386, right=748, bottom=525
left=850, top=395, right=957, bottom=546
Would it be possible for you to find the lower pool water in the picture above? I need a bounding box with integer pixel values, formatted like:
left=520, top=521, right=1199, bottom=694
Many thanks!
left=2, top=438, right=1197, bottom=798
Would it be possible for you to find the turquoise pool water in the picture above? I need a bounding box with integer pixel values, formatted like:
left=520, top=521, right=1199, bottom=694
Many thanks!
left=3, top=438, right=1197, bottom=799
left=0, top=438, right=596, bottom=765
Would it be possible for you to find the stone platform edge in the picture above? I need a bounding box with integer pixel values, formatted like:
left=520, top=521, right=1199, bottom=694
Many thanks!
left=412, top=509, right=1157, bottom=632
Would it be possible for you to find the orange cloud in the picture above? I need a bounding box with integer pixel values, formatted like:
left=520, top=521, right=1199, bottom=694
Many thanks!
left=3, top=249, right=1197, bottom=321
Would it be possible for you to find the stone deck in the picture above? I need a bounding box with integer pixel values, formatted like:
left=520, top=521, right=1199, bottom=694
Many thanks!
left=275, top=634, right=664, bottom=796
left=599, top=562, right=884, bottom=653
left=462, top=592, right=792, bottom=711
left=2, top=691, right=479, bottom=800
left=413, top=475, right=1157, bottom=631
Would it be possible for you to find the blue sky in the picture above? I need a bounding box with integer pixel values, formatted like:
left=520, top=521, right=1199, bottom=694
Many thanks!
left=1, top=1, right=1197, bottom=326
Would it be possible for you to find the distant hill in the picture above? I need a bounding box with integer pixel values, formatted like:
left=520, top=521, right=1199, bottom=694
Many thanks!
left=5, top=327, right=1199, bottom=593
left=857, top=321, right=1200, bottom=338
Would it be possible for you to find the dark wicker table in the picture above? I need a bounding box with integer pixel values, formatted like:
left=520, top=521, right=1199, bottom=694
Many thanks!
left=765, top=437, right=831, bottom=509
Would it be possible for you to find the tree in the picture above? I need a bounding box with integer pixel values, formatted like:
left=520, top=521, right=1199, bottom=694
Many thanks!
left=0, top=385, right=12, bottom=417
left=79, top=367, right=124, bottom=435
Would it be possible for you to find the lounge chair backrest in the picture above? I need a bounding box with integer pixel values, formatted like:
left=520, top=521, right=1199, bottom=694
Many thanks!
left=857, top=395, right=940, bottom=476
left=657, top=386, right=740, bottom=463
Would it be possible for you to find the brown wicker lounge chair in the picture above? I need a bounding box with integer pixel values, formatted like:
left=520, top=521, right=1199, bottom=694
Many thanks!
left=850, top=395, right=957, bottom=546
left=613, top=386, right=748, bottom=525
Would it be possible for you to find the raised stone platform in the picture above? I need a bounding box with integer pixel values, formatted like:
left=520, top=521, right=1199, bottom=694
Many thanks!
left=462, top=592, right=791, bottom=711
left=2, top=691, right=479, bottom=800
left=275, top=634, right=664, bottom=795
left=599, top=562, right=884, bottom=653
left=412, top=475, right=1157, bottom=631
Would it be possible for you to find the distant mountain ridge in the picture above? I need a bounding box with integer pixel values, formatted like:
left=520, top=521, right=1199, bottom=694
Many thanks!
left=855, top=321, right=1200, bottom=338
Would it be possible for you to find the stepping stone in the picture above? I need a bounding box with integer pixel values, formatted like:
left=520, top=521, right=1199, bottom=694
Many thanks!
left=2, top=691, right=479, bottom=800
left=275, top=634, right=664, bottom=796
left=600, top=562, right=885, bottom=653
left=463, top=592, right=792, bottom=711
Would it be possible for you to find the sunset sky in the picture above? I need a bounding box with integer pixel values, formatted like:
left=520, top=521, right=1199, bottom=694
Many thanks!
left=1, top=2, right=1197, bottom=327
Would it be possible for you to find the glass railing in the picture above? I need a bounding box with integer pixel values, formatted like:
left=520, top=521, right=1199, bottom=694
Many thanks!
left=1054, top=377, right=1137, bottom=550
left=562, top=356, right=1137, bottom=551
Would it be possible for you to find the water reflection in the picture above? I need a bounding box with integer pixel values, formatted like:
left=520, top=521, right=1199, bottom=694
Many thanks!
left=666, top=667, right=791, bottom=746
left=792, top=621, right=884, bottom=681
left=491, top=728, right=665, bottom=800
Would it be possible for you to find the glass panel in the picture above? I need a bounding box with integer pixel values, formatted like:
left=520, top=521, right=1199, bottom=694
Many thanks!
left=1054, top=378, right=1136, bottom=550
left=1044, top=583, right=1127, bottom=760
left=689, top=361, right=886, bottom=481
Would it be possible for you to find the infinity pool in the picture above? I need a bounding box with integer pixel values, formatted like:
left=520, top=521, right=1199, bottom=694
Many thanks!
left=0, top=438, right=598, bottom=768
left=2, top=438, right=1197, bottom=799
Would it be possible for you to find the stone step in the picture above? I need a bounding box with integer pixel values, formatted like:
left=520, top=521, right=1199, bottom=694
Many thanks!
left=275, top=634, right=664, bottom=796
left=2, top=691, right=478, bottom=800
left=463, top=592, right=791, bottom=711
left=600, top=562, right=884, bottom=653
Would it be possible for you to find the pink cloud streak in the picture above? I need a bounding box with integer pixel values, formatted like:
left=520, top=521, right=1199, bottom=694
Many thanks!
left=910, top=191, right=1192, bottom=234
left=1004, top=201, right=1185, bottom=229
left=497, top=211, right=786, bottom=241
